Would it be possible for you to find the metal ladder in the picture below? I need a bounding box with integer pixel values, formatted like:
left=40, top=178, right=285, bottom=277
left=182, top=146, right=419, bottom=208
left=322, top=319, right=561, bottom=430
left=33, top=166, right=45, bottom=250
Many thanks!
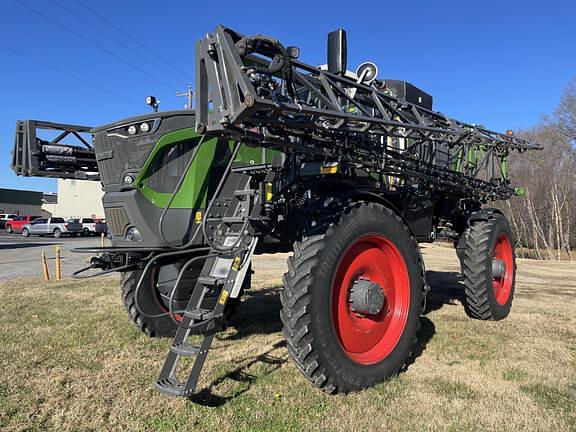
left=155, top=171, right=260, bottom=397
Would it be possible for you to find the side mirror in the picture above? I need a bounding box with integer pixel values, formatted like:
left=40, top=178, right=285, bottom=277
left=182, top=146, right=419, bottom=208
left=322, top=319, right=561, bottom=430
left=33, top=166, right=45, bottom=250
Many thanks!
left=327, top=29, right=347, bottom=75
left=355, top=62, right=379, bottom=85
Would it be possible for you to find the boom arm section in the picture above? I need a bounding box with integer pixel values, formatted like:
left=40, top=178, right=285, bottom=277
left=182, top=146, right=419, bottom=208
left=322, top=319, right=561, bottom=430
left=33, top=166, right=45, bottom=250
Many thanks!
left=196, top=26, right=541, bottom=200
left=12, top=120, right=99, bottom=181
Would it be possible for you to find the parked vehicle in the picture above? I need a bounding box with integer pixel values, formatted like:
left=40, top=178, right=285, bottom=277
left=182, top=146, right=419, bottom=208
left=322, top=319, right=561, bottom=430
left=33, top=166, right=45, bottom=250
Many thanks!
left=5, top=215, right=40, bottom=233
left=96, top=219, right=112, bottom=239
left=68, top=217, right=108, bottom=236
left=95, top=219, right=109, bottom=236
left=0, top=214, right=17, bottom=229
left=22, top=217, right=82, bottom=238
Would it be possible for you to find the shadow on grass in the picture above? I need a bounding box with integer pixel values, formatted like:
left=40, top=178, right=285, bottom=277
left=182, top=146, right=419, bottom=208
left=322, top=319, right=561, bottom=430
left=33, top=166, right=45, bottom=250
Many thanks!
left=185, top=286, right=286, bottom=407
left=188, top=340, right=287, bottom=407
left=222, top=286, right=283, bottom=340
left=424, top=270, right=465, bottom=314
left=404, top=316, right=436, bottom=371
left=193, top=283, right=438, bottom=406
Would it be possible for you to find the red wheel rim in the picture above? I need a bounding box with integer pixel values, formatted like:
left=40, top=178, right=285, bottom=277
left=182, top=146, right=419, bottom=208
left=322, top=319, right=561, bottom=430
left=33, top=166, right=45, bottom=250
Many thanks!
left=492, top=234, right=513, bottom=306
left=152, top=268, right=183, bottom=322
left=331, top=234, right=410, bottom=365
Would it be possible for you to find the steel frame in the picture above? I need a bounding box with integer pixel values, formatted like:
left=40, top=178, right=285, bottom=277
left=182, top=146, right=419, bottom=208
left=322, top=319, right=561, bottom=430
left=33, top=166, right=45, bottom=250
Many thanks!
left=12, top=119, right=98, bottom=180
left=196, top=26, right=541, bottom=200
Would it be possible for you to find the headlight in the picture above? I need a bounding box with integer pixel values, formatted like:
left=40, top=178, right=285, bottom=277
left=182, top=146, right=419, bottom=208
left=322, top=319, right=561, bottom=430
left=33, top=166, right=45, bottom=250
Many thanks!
left=139, top=122, right=150, bottom=133
left=127, top=125, right=137, bottom=135
left=125, top=227, right=142, bottom=241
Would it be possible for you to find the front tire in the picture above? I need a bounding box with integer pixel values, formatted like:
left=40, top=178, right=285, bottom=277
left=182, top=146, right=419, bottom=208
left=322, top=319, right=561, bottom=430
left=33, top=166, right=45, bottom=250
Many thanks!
left=121, top=264, right=249, bottom=338
left=461, top=214, right=516, bottom=320
left=53, top=228, right=62, bottom=238
left=22, top=228, right=29, bottom=237
left=6, top=225, right=13, bottom=234
left=281, top=202, right=424, bottom=393
left=120, top=271, right=175, bottom=337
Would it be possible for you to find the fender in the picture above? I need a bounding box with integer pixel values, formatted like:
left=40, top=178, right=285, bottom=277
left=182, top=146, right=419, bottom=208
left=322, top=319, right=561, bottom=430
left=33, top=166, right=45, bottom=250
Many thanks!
left=335, top=190, right=409, bottom=228
left=468, top=207, right=504, bottom=224
left=455, top=208, right=505, bottom=264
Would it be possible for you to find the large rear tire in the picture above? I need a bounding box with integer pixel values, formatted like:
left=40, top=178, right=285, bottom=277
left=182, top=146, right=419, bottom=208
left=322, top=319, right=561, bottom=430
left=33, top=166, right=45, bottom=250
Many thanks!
left=461, top=214, right=516, bottom=320
left=281, top=202, right=424, bottom=393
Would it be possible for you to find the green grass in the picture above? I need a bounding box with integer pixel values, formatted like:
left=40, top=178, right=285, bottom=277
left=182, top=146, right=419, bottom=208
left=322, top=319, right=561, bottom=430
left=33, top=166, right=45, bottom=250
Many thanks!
left=0, top=246, right=575, bottom=431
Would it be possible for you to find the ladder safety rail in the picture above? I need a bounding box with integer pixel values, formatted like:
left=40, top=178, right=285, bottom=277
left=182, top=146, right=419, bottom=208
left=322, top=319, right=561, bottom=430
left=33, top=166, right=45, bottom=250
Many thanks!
left=196, top=26, right=541, bottom=201
left=155, top=167, right=260, bottom=397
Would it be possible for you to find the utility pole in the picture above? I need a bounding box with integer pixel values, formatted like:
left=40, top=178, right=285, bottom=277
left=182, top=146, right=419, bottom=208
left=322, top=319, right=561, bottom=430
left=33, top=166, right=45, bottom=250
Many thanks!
left=176, top=86, right=194, bottom=110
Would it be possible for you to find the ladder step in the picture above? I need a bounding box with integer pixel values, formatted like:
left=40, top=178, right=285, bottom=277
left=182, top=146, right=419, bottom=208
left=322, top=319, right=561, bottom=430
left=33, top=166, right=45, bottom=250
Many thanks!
left=184, top=308, right=213, bottom=321
left=155, top=377, right=185, bottom=397
left=222, top=216, right=245, bottom=224
left=170, top=341, right=200, bottom=356
left=197, top=275, right=226, bottom=287
left=233, top=189, right=257, bottom=197
left=204, top=217, right=246, bottom=223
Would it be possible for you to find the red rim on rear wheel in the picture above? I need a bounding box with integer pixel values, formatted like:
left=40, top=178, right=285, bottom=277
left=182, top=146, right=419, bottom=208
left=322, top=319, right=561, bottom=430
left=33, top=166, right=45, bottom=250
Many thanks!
left=492, top=234, right=513, bottom=306
left=331, top=234, right=410, bottom=365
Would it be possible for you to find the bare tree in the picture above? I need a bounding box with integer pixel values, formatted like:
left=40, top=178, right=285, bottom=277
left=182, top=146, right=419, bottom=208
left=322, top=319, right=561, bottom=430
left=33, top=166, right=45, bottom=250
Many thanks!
left=499, top=77, right=576, bottom=260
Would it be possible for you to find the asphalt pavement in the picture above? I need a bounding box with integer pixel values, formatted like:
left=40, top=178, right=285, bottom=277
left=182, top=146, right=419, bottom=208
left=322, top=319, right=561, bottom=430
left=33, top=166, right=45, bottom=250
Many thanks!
left=0, top=232, right=112, bottom=281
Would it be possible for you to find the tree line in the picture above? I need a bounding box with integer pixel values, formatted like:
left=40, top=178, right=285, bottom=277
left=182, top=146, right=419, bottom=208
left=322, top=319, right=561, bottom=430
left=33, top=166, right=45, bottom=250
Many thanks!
left=500, top=78, right=576, bottom=260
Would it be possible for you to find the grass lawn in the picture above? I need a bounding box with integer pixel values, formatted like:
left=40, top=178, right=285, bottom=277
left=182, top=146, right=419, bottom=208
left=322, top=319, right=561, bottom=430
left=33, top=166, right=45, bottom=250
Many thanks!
left=0, top=244, right=575, bottom=431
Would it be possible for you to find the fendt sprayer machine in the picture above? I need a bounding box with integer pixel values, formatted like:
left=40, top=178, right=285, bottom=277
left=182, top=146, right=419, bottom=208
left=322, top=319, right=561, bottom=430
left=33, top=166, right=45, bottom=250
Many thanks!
left=11, top=26, right=541, bottom=398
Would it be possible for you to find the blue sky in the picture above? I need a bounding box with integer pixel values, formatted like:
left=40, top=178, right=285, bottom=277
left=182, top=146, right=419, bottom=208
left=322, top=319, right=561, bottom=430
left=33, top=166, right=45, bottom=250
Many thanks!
left=1, top=0, right=574, bottom=192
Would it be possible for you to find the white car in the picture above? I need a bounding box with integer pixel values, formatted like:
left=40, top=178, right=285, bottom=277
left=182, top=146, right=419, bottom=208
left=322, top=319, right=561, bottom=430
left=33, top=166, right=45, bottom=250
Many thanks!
left=70, top=218, right=107, bottom=236
left=0, top=214, right=17, bottom=229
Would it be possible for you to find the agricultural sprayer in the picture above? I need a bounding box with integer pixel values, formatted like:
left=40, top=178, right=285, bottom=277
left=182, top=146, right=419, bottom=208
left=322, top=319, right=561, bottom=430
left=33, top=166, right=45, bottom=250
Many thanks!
left=11, top=26, right=541, bottom=397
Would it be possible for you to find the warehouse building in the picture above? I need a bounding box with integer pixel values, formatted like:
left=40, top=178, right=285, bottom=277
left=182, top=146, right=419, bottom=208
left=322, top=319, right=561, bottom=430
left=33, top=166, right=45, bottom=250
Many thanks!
left=41, top=193, right=58, bottom=217
left=54, top=179, right=104, bottom=219
left=0, top=188, right=43, bottom=216
left=0, top=179, right=104, bottom=220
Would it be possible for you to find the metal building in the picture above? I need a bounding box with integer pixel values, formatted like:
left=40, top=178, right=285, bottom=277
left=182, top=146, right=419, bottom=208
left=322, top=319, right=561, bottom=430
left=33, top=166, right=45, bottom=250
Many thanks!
left=54, top=179, right=104, bottom=219
left=0, top=188, right=43, bottom=216
left=42, top=193, right=58, bottom=217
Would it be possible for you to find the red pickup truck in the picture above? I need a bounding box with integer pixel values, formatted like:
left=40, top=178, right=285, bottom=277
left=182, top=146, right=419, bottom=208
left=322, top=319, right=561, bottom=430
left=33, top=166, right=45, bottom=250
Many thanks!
left=5, top=215, right=41, bottom=233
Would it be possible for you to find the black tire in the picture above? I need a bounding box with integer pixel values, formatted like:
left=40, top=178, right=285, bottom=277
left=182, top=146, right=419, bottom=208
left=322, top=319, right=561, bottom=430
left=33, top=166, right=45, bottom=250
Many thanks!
left=6, top=225, right=13, bottom=234
left=120, top=271, right=175, bottom=337
left=120, top=265, right=248, bottom=338
left=83, top=228, right=90, bottom=237
left=461, top=214, right=516, bottom=320
left=281, top=202, right=425, bottom=394
left=53, top=228, right=62, bottom=238
left=22, top=228, right=29, bottom=237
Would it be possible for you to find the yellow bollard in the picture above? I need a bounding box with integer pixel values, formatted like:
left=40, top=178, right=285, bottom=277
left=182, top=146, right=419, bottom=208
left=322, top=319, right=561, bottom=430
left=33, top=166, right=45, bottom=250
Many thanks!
left=55, top=245, right=62, bottom=281
left=41, top=250, right=50, bottom=281
left=100, top=232, right=105, bottom=248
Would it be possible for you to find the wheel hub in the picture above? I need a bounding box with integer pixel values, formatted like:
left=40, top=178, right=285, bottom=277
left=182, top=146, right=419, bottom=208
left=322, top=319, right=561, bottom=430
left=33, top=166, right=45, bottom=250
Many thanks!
left=349, top=278, right=385, bottom=315
left=492, top=258, right=506, bottom=279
